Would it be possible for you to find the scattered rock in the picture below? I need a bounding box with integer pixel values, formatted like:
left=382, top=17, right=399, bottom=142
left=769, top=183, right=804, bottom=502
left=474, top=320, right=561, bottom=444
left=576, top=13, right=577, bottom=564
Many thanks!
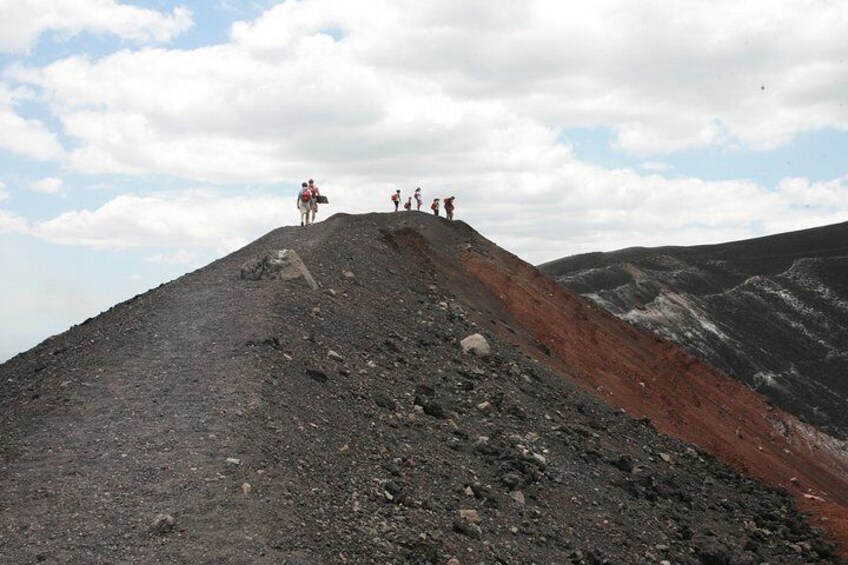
left=510, top=491, right=525, bottom=505
left=383, top=481, right=406, bottom=504
left=327, top=350, right=345, bottom=362
left=305, top=368, right=329, bottom=383
left=374, top=393, right=397, bottom=411
left=240, top=249, right=319, bottom=290
left=452, top=519, right=482, bottom=539
left=414, top=394, right=447, bottom=419
left=460, top=333, right=491, bottom=358
left=242, top=483, right=252, bottom=495
left=500, top=472, right=522, bottom=489
left=476, top=401, right=493, bottom=414
left=148, top=514, right=176, bottom=535
left=225, top=458, right=241, bottom=467
left=694, top=535, right=731, bottom=565
left=459, top=509, right=480, bottom=524
left=609, top=455, right=633, bottom=473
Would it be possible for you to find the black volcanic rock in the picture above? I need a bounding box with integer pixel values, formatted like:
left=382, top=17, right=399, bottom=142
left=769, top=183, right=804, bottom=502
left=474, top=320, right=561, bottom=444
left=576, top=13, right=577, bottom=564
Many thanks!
left=540, top=221, right=848, bottom=439
left=0, top=213, right=840, bottom=563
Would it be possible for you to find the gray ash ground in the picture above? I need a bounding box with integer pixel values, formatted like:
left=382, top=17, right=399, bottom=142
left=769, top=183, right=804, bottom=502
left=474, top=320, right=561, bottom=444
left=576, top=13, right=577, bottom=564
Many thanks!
left=0, top=212, right=842, bottom=563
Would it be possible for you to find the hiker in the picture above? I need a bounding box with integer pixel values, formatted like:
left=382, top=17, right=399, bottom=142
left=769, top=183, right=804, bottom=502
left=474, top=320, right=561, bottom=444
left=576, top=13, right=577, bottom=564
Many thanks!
left=414, top=187, right=423, bottom=211
left=431, top=198, right=440, bottom=216
left=391, top=189, right=401, bottom=212
left=444, top=196, right=456, bottom=220
left=308, top=179, right=320, bottom=224
left=297, top=182, right=314, bottom=226
left=404, top=197, right=412, bottom=211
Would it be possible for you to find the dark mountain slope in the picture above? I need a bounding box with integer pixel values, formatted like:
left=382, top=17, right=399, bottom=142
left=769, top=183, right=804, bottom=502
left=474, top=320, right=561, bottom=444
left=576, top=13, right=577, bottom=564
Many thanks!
left=540, top=221, right=848, bottom=440
left=0, top=213, right=845, bottom=563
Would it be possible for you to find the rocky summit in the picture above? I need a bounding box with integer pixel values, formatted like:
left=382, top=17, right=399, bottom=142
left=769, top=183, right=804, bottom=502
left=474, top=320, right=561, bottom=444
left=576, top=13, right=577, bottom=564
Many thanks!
left=539, top=221, right=848, bottom=441
left=1, top=212, right=845, bottom=564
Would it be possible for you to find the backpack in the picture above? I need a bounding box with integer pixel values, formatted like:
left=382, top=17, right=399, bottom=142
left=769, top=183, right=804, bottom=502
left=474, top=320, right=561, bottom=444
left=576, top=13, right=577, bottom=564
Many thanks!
left=301, top=189, right=312, bottom=202
left=431, top=201, right=439, bottom=210
left=391, top=193, right=400, bottom=202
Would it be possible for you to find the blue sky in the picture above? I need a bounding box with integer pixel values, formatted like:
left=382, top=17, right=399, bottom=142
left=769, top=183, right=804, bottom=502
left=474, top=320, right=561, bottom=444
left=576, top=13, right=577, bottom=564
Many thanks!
left=1, top=0, right=847, bottom=361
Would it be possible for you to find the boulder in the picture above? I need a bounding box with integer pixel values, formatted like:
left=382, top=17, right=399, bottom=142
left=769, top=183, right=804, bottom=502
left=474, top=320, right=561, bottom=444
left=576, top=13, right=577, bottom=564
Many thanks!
left=240, top=249, right=319, bottom=290
left=460, top=333, right=491, bottom=358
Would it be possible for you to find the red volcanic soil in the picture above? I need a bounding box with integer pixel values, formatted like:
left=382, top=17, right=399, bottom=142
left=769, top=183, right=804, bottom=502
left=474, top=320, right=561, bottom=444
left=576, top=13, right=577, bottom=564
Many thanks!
left=457, top=244, right=848, bottom=552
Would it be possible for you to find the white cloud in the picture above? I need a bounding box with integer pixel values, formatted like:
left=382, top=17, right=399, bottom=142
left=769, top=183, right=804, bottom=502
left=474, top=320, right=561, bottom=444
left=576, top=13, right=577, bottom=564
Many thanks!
left=0, top=209, right=29, bottom=233
left=9, top=169, right=848, bottom=267
left=0, top=84, right=64, bottom=160
left=146, top=249, right=197, bottom=265
left=29, top=176, right=64, bottom=195
left=6, top=0, right=845, bottom=186
left=0, top=0, right=193, bottom=53
left=0, top=180, right=7, bottom=202
left=2, top=1, right=848, bottom=267
left=640, top=161, right=670, bottom=173
left=28, top=190, right=291, bottom=251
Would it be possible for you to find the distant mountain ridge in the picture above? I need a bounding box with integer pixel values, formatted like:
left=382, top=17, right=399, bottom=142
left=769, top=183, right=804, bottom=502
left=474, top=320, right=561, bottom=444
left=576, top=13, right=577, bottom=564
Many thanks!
left=540, top=221, right=848, bottom=440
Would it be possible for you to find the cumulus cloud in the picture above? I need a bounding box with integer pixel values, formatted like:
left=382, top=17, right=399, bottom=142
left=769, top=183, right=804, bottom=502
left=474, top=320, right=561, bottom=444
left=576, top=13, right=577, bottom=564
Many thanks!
left=28, top=190, right=290, bottom=252
left=0, top=180, right=7, bottom=202
left=640, top=161, right=671, bottom=173
left=5, top=0, right=845, bottom=183
left=10, top=169, right=847, bottom=265
left=0, top=0, right=193, bottom=53
left=0, top=83, right=64, bottom=160
left=3, top=1, right=848, bottom=264
left=0, top=209, right=29, bottom=233
left=146, top=249, right=198, bottom=265
left=29, top=176, right=64, bottom=195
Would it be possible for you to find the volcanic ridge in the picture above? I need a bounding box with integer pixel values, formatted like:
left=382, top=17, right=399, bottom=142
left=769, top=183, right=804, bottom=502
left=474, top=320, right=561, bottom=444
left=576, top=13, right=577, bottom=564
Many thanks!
left=540, top=221, right=848, bottom=441
left=1, top=212, right=846, bottom=564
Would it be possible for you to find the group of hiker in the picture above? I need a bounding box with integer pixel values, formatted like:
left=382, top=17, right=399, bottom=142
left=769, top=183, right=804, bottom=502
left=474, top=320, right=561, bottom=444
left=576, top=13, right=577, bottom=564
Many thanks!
left=297, top=179, right=323, bottom=226
left=296, top=181, right=457, bottom=225
left=391, top=187, right=456, bottom=220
